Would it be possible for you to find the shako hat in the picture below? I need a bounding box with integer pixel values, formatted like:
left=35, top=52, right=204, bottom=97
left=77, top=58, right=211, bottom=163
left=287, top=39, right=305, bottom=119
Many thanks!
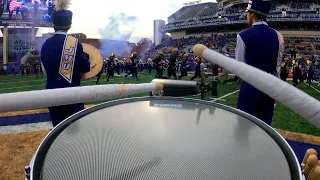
left=52, top=0, right=73, bottom=29
left=245, top=0, right=272, bottom=17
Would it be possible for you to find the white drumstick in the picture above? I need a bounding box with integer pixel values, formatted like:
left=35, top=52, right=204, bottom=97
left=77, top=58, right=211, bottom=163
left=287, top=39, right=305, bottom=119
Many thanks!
left=0, top=83, right=163, bottom=112
left=193, top=44, right=320, bottom=128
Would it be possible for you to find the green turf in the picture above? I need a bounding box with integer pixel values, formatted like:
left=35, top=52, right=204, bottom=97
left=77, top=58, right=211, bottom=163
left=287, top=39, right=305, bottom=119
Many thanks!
left=1, top=71, right=320, bottom=136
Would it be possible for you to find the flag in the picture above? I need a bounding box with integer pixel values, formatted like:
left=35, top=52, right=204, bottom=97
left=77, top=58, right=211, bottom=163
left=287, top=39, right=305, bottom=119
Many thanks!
left=9, top=0, right=23, bottom=12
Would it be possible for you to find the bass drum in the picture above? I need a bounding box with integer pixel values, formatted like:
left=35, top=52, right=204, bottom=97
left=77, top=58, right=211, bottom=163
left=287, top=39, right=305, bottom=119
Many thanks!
left=27, top=97, right=302, bottom=180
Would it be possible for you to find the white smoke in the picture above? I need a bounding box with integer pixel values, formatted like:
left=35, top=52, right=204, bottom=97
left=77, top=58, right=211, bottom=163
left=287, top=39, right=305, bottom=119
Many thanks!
left=98, top=13, right=137, bottom=57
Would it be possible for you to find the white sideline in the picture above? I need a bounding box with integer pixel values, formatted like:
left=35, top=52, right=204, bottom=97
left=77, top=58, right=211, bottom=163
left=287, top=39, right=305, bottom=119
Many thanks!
left=304, top=83, right=320, bottom=93
left=210, top=89, right=240, bottom=102
left=0, top=122, right=52, bottom=135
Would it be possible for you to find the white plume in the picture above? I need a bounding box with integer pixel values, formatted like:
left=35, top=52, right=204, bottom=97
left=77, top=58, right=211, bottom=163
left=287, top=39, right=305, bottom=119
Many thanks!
left=54, top=0, right=72, bottom=11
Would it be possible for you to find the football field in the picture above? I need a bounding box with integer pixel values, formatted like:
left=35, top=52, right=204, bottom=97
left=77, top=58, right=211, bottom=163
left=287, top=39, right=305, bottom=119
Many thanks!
left=1, top=71, right=319, bottom=135
left=0, top=71, right=320, bottom=179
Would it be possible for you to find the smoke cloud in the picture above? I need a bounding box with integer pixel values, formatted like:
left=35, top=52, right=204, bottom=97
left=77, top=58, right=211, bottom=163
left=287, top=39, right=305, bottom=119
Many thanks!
left=98, top=13, right=137, bottom=58
left=32, top=33, right=51, bottom=52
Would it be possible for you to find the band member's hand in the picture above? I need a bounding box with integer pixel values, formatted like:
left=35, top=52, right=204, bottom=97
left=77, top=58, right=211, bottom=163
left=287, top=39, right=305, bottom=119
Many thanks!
left=83, top=52, right=89, bottom=59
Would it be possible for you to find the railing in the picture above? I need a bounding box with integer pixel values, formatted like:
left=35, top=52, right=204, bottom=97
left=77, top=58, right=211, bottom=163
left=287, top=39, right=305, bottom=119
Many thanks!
left=169, top=8, right=319, bottom=23
left=162, top=16, right=320, bottom=31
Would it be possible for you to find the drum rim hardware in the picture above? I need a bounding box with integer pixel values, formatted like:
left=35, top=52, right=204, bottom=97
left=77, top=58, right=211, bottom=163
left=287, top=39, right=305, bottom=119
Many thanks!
left=30, top=97, right=301, bottom=180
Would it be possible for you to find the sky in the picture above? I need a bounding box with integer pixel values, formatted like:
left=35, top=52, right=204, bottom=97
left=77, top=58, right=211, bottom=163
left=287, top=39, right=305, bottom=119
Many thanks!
left=39, top=0, right=216, bottom=42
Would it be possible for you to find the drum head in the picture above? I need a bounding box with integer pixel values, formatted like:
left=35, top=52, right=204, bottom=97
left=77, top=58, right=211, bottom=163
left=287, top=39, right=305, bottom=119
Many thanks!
left=32, top=97, right=301, bottom=180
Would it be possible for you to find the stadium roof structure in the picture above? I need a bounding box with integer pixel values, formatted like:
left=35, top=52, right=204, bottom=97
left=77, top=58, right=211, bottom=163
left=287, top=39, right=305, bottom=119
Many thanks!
left=216, top=0, right=248, bottom=5
left=168, top=2, right=219, bottom=22
left=215, top=0, right=249, bottom=9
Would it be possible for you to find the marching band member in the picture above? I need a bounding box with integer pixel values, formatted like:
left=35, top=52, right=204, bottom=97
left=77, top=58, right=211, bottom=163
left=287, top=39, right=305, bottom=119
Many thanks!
left=293, top=56, right=303, bottom=87
left=103, top=58, right=108, bottom=73
left=124, top=58, right=129, bottom=73
left=120, top=58, right=125, bottom=72
left=20, top=64, right=25, bottom=78
left=178, top=54, right=189, bottom=80
left=235, top=0, right=284, bottom=126
left=154, top=52, right=164, bottom=78
left=125, top=52, right=139, bottom=81
left=107, top=53, right=115, bottom=82
left=34, top=60, right=42, bottom=79
left=114, top=57, right=120, bottom=75
left=95, top=56, right=104, bottom=85
left=280, top=57, right=289, bottom=81
left=306, top=60, right=314, bottom=87
left=26, top=63, right=31, bottom=76
left=191, top=56, right=201, bottom=81
left=147, top=57, right=153, bottom=74
left=168, top=48, right=178, bottom=79
left=40, top=0, right=91, bottom=127
left=138, top=58, right=144, bottom=73
left=214, top=66, right=223, bottom=81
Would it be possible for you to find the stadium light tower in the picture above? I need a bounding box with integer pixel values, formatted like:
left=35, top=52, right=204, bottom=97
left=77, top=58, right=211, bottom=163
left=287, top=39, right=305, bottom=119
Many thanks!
left=153, top=20, right=166, bottom=46
left=183, top=0, right=202, bottom=6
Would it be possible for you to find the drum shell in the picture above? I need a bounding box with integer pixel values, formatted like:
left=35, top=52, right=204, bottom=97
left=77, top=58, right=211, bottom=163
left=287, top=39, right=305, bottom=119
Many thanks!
left=28, top=97, right=302, bottom=180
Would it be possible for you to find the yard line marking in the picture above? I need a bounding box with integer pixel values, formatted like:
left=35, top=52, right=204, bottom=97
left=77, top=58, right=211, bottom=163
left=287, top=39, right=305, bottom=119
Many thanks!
left=210, top=89, right=240, bottom=102
left=304, top=83, right=320, bottom=93
left=210, top=98, right=227, bottom=101
left=191, top=93, right=201, bottom=97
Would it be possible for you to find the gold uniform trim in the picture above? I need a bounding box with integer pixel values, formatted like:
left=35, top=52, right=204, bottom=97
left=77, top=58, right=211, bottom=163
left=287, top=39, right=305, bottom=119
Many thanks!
left=59, top=36, right=78, bottom=83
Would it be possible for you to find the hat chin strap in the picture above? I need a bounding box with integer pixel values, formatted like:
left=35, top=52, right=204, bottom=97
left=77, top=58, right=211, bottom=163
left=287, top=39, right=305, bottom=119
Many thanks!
left=53, top=25, right=71, bottom=30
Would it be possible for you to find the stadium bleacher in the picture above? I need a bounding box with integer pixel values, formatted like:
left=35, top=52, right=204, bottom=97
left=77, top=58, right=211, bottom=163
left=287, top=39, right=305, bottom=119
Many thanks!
left=162, top=0, right=320, bottom=31
left=148, top=0, right=319, bottom=79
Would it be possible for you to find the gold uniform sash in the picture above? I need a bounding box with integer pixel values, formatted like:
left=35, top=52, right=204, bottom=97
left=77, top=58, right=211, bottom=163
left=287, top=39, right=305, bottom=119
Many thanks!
left=59, top=36, right=78, bottom=83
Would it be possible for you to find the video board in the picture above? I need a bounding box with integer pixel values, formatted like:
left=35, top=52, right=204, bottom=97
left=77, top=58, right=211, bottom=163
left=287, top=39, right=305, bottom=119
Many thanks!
left=0, top=0, right=53, bottom=27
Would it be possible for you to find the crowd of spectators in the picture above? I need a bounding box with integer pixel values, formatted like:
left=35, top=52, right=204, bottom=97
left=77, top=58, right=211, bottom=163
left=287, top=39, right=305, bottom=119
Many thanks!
left=144, top=35, right=319, bottom=80
left=163, top=1, right=320, bottom=31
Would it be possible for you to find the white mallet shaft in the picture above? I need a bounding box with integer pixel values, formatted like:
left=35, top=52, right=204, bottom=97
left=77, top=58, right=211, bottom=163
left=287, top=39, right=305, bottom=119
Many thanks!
left=0, top=83, right=163, bottom=112
left=193, top=44, right=320, bottom=128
